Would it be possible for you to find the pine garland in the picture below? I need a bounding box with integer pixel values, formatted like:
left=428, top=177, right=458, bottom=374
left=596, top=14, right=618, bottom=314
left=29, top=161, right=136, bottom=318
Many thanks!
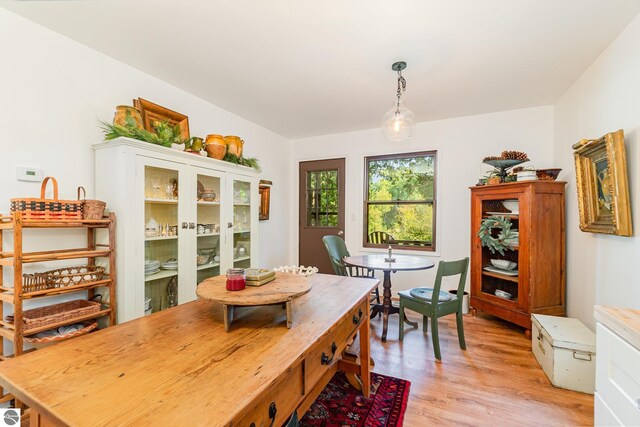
left=477, top=215, right=517, bottom=255
left=223, top=153, right=261, bottom=172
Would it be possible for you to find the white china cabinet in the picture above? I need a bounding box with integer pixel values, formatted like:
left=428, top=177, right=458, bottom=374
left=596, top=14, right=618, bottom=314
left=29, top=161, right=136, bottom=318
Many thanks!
left=94, top=137, right=259, bottom=322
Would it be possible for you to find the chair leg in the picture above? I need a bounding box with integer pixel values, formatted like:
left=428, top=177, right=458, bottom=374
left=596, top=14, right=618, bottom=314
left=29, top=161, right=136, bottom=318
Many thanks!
left=431, top=317, right=441, bottom=360
left=422, top=316, right=428, bottom=335
left=456, top=310, right=466, bottom=350
left=398, top=299, right=405, bottom=341
left=375, top=287, right=381, bottom=305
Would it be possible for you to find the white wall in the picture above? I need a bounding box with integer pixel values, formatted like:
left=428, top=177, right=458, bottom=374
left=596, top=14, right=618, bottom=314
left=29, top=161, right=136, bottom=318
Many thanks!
left=553, top=13, right=640, bottom=329
left=0, top=9, right=291, bottom=322
left=291, top=106, right=555, bottom=293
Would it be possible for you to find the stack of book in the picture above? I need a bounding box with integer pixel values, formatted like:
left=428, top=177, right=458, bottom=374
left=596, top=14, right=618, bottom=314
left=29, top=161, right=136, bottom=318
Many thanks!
left=245, top=268, right=276, bottom=287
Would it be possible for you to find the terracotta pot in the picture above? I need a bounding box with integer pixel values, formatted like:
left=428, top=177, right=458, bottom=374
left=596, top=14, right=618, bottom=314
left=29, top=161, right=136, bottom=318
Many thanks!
left=113, top=105, right=143, bottom=129
left=205, top=134, right=227, bottom=160
left=224, top=135, right=244, bottom=157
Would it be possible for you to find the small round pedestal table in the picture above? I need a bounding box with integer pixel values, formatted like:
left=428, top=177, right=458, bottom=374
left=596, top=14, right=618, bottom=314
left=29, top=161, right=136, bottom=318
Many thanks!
left=197, top=272, right=312, bottom=331
left=343, top=254, right=435, bottom=342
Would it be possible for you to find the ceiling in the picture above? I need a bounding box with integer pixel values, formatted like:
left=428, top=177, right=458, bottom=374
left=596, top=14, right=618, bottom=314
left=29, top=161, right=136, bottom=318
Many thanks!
left=3, top=0, right=640, bottom=139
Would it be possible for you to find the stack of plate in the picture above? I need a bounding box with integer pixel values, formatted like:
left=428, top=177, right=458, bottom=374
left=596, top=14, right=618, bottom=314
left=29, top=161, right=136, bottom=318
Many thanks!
left=145, top=260, right=160, bottom=276
left=161, top=259, right=178, bottom=270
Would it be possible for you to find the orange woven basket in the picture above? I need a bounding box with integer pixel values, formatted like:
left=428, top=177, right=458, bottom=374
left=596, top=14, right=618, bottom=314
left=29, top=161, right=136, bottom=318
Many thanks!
left=10, top=177, right=83, bottom=221
left=20, top=299, right=101, bottom=331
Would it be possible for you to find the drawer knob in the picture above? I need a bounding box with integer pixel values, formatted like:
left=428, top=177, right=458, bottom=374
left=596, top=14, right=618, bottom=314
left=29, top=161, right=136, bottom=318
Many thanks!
left=321, top=342, right=337, bottom=365
left=268, top=402, right=277, bottom=426
left=352, top=309, right=363, bottom=325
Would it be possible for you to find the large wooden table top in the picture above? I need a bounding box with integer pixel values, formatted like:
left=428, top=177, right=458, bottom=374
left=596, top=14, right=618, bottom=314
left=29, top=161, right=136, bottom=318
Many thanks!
left=0, top=274, right=378, bottom=426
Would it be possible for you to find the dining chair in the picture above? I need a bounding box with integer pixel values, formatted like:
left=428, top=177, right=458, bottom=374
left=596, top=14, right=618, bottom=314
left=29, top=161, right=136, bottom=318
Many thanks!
left=322, top=235, right=380, bottom=305
left=398, top=257, right=469, bottom=360
left=367, top=231, right=396, bottom=245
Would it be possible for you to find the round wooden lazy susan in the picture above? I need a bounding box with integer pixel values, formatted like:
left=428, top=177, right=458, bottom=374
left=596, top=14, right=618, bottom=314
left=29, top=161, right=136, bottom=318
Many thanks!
left=196, top=272, right=312, bottom=331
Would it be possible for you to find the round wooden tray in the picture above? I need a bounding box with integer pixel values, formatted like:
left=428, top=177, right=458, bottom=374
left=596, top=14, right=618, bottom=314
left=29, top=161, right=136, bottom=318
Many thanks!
left=197, top=272, right=312, bottom=331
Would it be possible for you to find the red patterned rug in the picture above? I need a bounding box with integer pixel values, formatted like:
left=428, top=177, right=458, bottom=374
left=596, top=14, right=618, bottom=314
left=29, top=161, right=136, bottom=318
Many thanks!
left=300, top=371, right=410, bottom=426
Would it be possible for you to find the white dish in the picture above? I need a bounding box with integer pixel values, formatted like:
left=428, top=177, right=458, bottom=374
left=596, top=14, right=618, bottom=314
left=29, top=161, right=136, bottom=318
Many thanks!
left=490, top=259, right=517, bottom=270
left=484, top=266, right=519, bottom=276
left=144, top=307, right=153, bottom=316
left=144, top=297, right=152, bottom=310
left=502, top=199, right=519, bottom=214
left=145, top=268, right=160, bottom=276
left=495, top=289, right=512, bottom=300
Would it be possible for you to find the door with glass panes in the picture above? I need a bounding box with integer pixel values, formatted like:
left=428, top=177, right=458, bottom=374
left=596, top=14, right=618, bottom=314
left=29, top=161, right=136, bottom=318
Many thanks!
left=229, top=175, right=255, bottom=270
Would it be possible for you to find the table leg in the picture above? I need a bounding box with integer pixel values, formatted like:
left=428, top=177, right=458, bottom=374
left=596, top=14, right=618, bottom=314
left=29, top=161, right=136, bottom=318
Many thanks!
left=360, top=302, right=371, bottom=398
left=286, top=301, right=292, bottom=328
left=223, top=305, right=235, bottom=332
left=381, top=270, right=392, bottom=342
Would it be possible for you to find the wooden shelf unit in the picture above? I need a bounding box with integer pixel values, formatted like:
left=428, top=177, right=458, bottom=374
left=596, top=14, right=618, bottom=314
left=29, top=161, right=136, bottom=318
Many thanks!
left=470, top=181, right=566, bottom=333
left=0, top=212, right=117, bottom=358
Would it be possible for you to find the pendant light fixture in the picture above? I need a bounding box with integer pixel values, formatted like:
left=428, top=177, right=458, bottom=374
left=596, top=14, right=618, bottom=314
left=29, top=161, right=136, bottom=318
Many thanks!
left=382, top=61, right=415, bottom=142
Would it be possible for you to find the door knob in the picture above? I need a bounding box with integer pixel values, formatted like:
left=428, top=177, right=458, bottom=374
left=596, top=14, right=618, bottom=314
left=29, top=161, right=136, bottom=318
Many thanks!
left=228, top=222, right=233, bottom=228
left=188, top=222, right=196, bottom=229
left=181, top=222, right=189, bottom=229
left=338, top=230, right=344, bottom=236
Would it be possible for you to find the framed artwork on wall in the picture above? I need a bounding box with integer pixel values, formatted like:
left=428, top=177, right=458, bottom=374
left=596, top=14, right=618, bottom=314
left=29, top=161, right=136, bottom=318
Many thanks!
left=259, top=180, right=272, bottom=221
left=573, top=129, right=632, bottom=236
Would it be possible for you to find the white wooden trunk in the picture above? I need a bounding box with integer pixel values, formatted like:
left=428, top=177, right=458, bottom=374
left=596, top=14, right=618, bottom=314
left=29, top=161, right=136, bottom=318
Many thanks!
left=531, top=314, right=596, bottom=394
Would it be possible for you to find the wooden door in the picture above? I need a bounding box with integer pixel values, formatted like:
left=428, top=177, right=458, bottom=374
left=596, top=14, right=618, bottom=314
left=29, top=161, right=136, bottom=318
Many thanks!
left=299, top=159, right=345, bottom=273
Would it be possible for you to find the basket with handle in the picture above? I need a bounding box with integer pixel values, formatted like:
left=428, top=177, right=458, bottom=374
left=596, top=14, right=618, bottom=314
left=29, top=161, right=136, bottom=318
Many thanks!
left=10, top=177, right=83, bottom=221
left=77, top=186, right=106, bottom=220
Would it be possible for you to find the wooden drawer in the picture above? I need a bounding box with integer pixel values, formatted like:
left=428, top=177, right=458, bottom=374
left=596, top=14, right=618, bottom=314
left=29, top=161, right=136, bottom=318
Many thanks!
left=305, top=299, right=367, bottom=390
left=233, top=362, right=304, bottom=427
left=596, top=323, right=640, bottom=426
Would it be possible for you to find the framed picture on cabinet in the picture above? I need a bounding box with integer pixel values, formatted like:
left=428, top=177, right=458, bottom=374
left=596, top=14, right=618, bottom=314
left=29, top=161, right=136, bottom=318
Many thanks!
left=573, top=129, right=632, bottom=236
left=133, top=97, right=190, bottom=141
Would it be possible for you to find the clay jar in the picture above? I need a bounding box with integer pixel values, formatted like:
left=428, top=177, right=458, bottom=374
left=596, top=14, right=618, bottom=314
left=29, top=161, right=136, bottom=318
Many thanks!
left=204, top=134, right=227, bottom=160
left=113, top=106, right=143, bottom=129
left=224, top=135, right=244, bottom=157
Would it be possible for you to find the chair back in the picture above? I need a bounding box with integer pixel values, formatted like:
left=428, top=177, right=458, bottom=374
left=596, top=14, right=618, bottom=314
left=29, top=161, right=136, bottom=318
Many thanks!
left=431, top=257, right=470, bottom=305
left=322, top=235, right=350, bottom=276
left=368, top=231, right=395, bottom=244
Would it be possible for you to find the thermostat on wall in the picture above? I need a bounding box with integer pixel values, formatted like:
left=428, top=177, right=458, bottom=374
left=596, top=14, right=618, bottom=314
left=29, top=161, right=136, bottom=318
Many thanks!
left=17, top=167, right=43, bottom=182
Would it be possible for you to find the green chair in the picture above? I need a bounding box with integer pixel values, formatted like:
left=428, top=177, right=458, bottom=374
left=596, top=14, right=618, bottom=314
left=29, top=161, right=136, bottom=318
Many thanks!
left=322, top=235, right=380, bottom=305
left=399, top=257, right=469, bottom=360
left=367, top=231, right=396, bottom=245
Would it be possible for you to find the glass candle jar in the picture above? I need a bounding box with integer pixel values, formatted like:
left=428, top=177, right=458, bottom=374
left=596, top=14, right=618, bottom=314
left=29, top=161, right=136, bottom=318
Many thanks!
left=226, top=268, right=246, bottom=291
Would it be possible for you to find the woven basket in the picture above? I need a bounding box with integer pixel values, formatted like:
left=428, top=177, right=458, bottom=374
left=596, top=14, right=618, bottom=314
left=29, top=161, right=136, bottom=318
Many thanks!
left=20, top=299, right=101, bottom=330
left=77, top=187, right=106, bottom=220
left=10, top=177, right=83, bottom=221
left=22, top=266, right=105, bottom=293
left=24, top=321, right=97, bottom=349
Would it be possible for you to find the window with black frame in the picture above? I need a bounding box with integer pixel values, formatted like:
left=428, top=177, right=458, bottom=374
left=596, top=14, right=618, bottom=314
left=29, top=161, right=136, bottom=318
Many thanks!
left=364, top=151, right=436, bottom=251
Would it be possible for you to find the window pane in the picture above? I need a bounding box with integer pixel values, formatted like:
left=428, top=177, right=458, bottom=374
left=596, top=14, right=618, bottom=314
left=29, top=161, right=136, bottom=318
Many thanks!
left=367, top=203, right=433, bottom=247
left=306, top=169, right=339, bottom=227
left=368, top=156, right=435, bottom=201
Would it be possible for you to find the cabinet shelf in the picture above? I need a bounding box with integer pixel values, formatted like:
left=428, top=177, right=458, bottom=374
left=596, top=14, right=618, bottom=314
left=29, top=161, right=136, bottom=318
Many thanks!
left=4, top=279, right=113, bottom=300
left=197, top=201, right=220, bottom=206
left=197, top=233, right=220, bottom=238
left=0, top=217, right=112, bottom=230
left=234, top=256, right=250, bottom=262
left=145, top=270, right=178, bottom=282
left=482, top=270, right=519, bottom=283
left=145, top=198, right=178, bottom=204
left=145, top=236, right=178, bottom=241
left=197, top=262, right=220, bottom=271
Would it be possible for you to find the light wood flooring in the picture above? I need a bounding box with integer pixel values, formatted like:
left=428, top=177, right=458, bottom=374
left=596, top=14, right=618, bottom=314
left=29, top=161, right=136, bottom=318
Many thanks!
left=368, top=311, right=594, bottom=426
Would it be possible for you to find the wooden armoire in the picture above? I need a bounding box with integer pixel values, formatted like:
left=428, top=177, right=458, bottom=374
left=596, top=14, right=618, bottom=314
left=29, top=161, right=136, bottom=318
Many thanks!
left=470, top=181, right=566, bottom=334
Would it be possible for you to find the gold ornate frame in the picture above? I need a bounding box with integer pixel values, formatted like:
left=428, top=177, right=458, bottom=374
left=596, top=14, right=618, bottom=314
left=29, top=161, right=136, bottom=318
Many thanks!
left=259, top=180, right=272, bottom=221
left=573, top=129, right=632, bottom=236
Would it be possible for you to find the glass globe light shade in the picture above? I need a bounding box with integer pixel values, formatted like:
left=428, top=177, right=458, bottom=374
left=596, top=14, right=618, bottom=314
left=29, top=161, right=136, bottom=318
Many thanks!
left=382, top=100, right=415, bottom=142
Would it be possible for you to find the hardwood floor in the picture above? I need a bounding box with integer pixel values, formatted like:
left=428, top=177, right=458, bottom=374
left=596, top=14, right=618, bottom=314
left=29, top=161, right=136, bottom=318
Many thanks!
left=368, top=311, right=594, bottom=426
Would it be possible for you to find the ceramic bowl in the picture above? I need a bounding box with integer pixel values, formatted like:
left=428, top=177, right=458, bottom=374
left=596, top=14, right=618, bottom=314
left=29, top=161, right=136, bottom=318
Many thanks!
left=495, top=289, right=512, bottom=300
left=144, top=297, right=152, bottom=311
left=501, top=199, right=519, bottom=214
left=490, top=259, right=517, bottom=270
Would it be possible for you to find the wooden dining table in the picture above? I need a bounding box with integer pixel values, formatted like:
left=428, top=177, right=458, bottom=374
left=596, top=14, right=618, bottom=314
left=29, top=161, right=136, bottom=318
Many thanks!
left=0, top=274, right=378, bottom=426
left=343, top=254, right=435, bottom=342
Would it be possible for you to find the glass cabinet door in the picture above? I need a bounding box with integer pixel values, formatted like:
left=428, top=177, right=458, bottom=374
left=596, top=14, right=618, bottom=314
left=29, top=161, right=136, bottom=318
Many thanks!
left=195, top=171, right=224, bottom=284
left=232, top=178, right=253, bottom=269
left=143, top=163, right=182, bottom=316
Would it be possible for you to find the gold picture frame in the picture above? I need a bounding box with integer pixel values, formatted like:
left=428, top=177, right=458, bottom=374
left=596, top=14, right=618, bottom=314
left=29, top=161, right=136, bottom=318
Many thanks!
left=133, top=98, right=190, bottom=141
left=259, top=180, right=272, bottom=221
left=573, top=129, right=632, bottom=236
